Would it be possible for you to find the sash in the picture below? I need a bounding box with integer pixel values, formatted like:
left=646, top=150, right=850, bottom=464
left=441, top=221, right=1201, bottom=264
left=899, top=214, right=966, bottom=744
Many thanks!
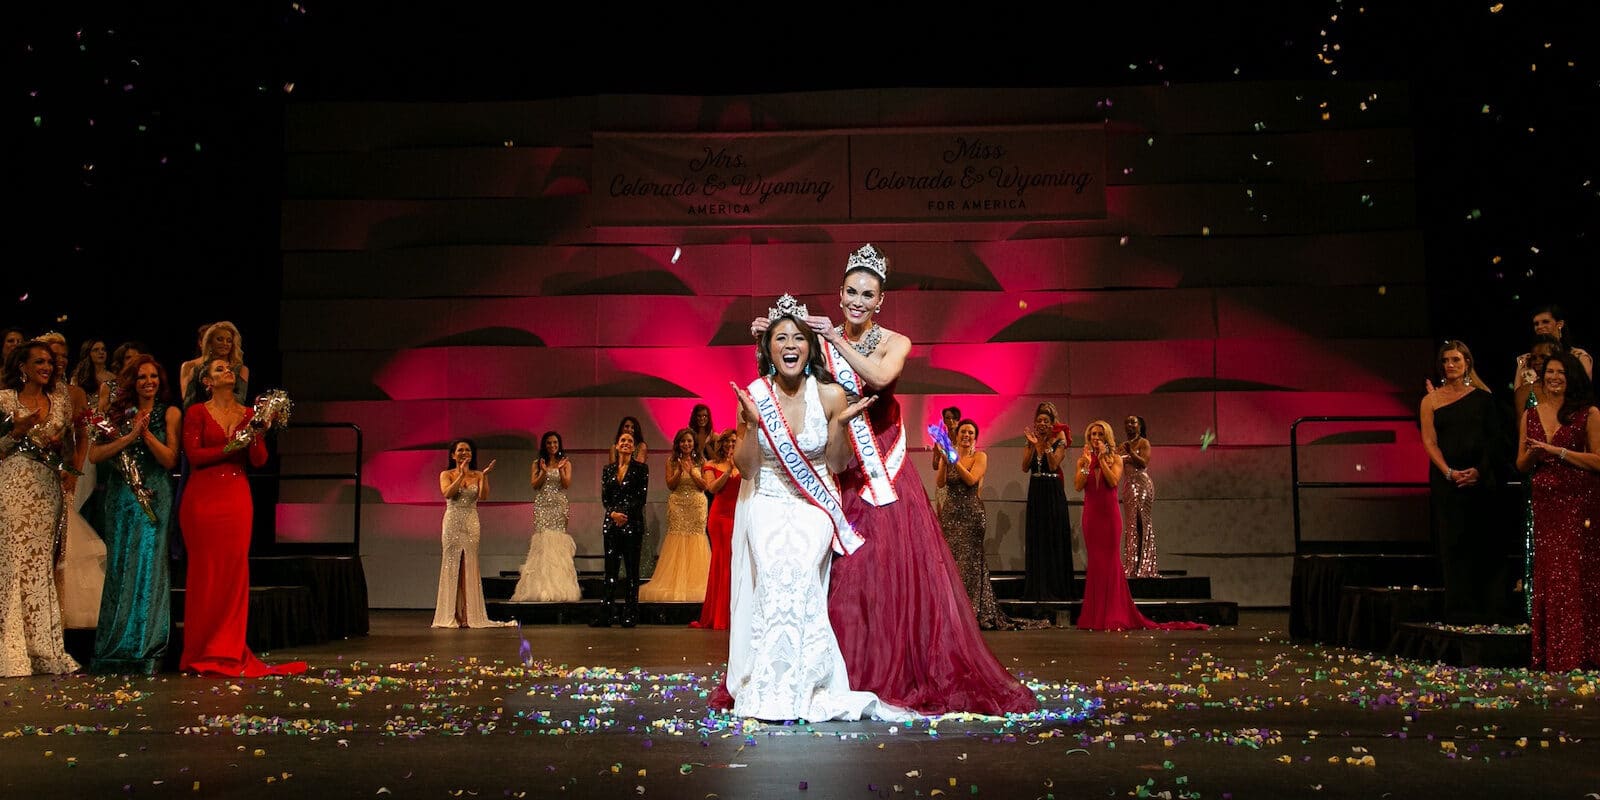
left=821, top=341, right=904, bottom=506
left=747, top=377, right=863, bottom=555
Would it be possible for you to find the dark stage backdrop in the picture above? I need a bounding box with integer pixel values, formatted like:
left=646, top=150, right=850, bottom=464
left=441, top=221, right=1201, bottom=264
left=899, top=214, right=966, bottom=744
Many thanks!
left=277, top=85, right=1430, bottom=608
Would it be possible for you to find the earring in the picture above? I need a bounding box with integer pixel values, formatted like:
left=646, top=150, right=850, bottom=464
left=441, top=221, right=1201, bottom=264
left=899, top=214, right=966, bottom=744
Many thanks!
left=767, top=363, right=777, bottom=377
left=804, top=363, right=812, bottom=376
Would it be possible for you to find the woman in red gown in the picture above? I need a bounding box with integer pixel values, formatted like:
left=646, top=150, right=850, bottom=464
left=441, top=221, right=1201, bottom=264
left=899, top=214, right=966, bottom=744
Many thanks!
left=178, top=358, right=306, bottom=677
left=756, top=245, right=1037, bottom=715
left=691, top=430, right=741, bottom=630
left=1517, top=352, right=1600, bottom=672
left=1075, top=421, right=1208, bottom=632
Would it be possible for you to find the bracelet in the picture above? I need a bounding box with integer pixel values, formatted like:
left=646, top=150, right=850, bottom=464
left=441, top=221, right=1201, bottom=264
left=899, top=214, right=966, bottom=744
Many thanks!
left=1559, top=448, right=1567, bottom=461
left=1445, top=468, right=1455, bottom=480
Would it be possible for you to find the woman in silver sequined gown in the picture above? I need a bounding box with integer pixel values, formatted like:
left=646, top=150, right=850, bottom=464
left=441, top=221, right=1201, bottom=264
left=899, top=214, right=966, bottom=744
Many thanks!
left=938, top=420, right=1049, bottom=631
left=1118, top=415, right=1158, bottom=578
left=512, top=431, right=580, bottom=602
left=433, top=439, right=511, bottom=628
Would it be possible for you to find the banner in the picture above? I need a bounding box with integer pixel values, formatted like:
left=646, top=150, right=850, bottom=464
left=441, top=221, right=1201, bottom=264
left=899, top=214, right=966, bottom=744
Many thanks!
left=850, top=127, right=1105, bottom=221
left=592, top=125, right=1105, bottom=226
left=593, top=133, right=849, bottom=225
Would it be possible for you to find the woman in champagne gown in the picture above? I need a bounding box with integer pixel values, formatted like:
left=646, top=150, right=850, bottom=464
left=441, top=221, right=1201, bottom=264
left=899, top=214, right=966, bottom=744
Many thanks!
left=433, top=439, right=512, bottom=627
left=639, top=429, right=711, bottom=602
left=0, top=342, right=81, bottom=676
left=1076, top=420, right=1208, bottom=632
left=90, top=356, right=179, bottom=673
left=511, top=431, right=580, bottom=603
left=178, top=358, right=307, bottom=676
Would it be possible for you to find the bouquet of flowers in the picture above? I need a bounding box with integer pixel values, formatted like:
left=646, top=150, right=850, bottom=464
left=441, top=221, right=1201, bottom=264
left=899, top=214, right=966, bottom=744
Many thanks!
left=223, top=390, right=293, bottom=453
left=86, top=409, right=158, bottom=524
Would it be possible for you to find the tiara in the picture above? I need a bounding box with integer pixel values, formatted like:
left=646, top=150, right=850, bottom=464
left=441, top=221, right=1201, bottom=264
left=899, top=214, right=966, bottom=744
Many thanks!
left=845, top=244, right=888, bottom=281
left=767, top=294, right=809, bottom=322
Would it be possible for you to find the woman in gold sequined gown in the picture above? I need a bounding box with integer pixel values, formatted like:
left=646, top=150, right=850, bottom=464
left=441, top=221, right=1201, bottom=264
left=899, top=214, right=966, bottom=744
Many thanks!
left=938, top=420, right=1048, bottom=631
left=1118, top=415, right=1159, bottom=578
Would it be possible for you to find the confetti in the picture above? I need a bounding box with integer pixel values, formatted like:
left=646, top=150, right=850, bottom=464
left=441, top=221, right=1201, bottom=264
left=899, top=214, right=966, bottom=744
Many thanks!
left=671, top=247, right=682, bottom=264
left=1199, top=429, right=1216, bottom=450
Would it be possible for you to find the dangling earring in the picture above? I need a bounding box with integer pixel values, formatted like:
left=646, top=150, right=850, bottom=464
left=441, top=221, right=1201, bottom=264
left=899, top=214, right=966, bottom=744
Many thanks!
left=1464, top=374, right=1473, bottom=387
left=767, top=363, right=777, bottom=377
left=804, top=363, right=812, bottom=376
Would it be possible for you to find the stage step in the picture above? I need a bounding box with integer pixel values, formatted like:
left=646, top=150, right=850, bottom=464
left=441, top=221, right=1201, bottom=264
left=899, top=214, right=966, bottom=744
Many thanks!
left=989, top=572, right=1209, bottom=601
left=488, top=571, right=1213, bottom=603
left=1388, top=622, right=1531, bottom=668
left=999, top=598, right=1238, bottom=627
left=486, top=600, right=703, bottom=626
left=485, top=597, right=1237, bottom=627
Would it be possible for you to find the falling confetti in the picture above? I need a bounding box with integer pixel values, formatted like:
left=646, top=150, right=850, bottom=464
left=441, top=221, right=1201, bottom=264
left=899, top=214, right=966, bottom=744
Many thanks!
left=671, top=246, right=682, bottom=264
left=1200, top=429, right=1216, bottom=450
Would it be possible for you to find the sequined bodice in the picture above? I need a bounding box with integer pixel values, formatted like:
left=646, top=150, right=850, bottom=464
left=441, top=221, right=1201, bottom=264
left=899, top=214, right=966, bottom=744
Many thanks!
left=755, top=377, right=829, bottom=500
left=448, top=481, right=480, bottom=509
left=0, top=386, right=71, bottom=457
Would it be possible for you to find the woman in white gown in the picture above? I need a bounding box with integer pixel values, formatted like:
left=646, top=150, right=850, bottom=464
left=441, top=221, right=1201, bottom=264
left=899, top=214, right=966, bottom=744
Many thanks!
left=715, top=296, right=911, bottom=722
left=511, top=431, right=580, bottom=602
left=56, top=451, right=107, bottom=629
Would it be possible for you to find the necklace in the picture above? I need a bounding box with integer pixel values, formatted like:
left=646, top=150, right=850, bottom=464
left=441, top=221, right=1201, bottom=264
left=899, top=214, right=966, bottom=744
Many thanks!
left=208, top=399, right=244, bottom=436
left=834, top=323, right=883, bottom=356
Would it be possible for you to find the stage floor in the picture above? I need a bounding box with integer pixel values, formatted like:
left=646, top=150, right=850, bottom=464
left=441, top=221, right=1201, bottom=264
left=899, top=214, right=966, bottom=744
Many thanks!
left=3, top=611, right=1596, bottom=798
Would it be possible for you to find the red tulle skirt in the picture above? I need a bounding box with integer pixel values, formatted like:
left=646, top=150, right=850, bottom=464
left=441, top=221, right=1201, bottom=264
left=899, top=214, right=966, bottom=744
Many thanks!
left=828, top=465, right=1038, bottom=715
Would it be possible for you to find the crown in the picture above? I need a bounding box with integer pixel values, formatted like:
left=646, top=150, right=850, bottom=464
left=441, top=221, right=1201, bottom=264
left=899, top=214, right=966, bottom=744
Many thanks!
left=845, top=243, right=888, bottom=281
left=767, top=294, right=809, bottom=322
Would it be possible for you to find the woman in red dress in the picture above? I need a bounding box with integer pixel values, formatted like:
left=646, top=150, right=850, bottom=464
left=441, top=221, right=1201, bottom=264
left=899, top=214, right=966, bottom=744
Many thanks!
left=753, top=244, right=1037, bottom=715
left=1517, top=352, right=1600, bottom=672
left=1075, top=420, right=1208, bottom=632
left=178, top=358, right=306, bottom=677
left=691, top=430, right=741, bottom=630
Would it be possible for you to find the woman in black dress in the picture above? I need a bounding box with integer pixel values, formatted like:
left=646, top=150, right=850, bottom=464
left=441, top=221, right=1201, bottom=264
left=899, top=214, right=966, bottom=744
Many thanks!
left=1420, top=340, right=1512, bottom=623
left=1021, top=401, right=1074, bottom=601
left=593, top=429, right=649, bottom=628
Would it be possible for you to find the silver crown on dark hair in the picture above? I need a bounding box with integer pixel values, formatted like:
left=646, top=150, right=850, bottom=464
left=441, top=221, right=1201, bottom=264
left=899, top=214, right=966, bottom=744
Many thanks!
left=845, top=244, right=888, bottom=282
left=767, top=294, right=809, bottom=322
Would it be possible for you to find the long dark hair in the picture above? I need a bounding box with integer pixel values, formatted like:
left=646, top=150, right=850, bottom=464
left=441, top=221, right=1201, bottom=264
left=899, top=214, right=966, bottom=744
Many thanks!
left=613, top=416, right=645, bottom=449
left=4, top=342, right=59, bottom=393
left=1128, top=415, right=1149, bottom=438
left=538, top=430, right=564, bottom=466
left=756, top=316, right=836, bottom=384
left=1547, top=352, right=1596, bottom=426
left=70, top=339, right=106, bottom=394
left=111, top=341, right=148, bottom=373
left=109, top=356, right=173, bottom=420
left=446, top=438, right=479, bottom=470
left=688, top=403, right=713, bottom=436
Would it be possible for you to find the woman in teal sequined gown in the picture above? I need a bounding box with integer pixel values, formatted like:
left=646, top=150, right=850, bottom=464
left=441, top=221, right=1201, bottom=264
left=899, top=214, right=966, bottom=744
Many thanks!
left=90, top=356, right=180, bottom=673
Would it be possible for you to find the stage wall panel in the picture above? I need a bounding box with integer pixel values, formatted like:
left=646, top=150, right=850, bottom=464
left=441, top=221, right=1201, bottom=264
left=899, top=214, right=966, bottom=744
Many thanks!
left=281, top=83, right=1426, bottom=608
